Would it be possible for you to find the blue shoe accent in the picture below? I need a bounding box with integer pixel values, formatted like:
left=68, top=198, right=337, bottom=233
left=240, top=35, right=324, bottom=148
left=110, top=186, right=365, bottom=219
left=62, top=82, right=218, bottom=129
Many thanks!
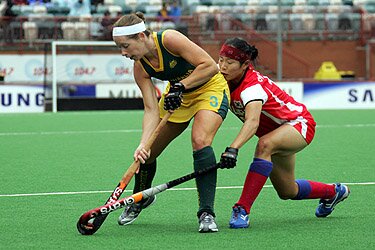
left=229, top=206, right=249, bottom=229
left=315, top=183, right=350, bottom=218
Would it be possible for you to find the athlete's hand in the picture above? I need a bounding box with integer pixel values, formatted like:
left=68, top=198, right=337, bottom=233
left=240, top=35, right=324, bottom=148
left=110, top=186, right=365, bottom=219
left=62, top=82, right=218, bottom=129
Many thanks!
left=134, top=143, right=151, bottom=164
left=164, top=82, right=185, bottom=111
left=219, top=147, right=238, bottom=169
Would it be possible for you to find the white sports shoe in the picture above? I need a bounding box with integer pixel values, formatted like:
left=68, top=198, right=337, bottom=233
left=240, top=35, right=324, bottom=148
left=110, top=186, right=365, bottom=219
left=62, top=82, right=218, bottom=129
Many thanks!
left=198, top=212, right=218, bottom=233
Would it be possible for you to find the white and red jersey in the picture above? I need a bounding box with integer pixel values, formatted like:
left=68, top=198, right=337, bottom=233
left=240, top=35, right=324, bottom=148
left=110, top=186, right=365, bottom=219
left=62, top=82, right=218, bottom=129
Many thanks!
left=229, top=67, right=316, bottom=144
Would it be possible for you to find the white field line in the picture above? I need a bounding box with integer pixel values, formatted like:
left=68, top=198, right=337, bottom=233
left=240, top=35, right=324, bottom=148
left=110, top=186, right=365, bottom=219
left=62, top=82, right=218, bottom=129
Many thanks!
left=0, top=123, right=375, bottom=137
left=0, top=182, right=374, bottom=198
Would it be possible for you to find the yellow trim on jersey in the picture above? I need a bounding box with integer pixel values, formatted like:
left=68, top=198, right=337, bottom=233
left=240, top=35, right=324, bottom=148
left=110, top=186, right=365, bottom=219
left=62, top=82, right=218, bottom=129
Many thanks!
left=136, top=60, right=149, bottom=75
left=140, top=32, right=164, bottom=72
left=161, top=30, right=180, bottom=57
left=159, top=72, right=230, bottom=123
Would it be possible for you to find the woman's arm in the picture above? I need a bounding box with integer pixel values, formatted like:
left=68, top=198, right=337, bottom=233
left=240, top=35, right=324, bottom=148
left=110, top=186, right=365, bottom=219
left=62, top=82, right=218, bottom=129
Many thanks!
left=133, top=62, right=160, bottom=150
left=230, top=100, right=263, bottom=149
left=162, top=30, right=219, bottom=89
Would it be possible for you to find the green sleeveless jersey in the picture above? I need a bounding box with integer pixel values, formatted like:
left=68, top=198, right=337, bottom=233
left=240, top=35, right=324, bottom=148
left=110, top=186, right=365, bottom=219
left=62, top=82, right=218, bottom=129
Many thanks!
left=139, top=31, right=195, bottom=84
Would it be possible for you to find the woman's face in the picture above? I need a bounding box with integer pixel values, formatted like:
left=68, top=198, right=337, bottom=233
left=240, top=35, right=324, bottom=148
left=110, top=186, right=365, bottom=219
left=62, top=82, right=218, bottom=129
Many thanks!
left=218, top=56, right=247, bottom=83
left=113, top=33, right=147, bottom=61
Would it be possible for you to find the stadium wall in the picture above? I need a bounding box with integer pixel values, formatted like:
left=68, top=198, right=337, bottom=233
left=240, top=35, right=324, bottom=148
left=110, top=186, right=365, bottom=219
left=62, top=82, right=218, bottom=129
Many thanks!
left=201, top=40, right=374, bottom=80
left=1, top=81, right=374, bottom=113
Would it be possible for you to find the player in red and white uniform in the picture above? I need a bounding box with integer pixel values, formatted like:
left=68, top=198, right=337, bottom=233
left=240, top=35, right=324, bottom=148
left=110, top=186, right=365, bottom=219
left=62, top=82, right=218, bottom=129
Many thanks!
left=217, top=37, right=350, bottom=229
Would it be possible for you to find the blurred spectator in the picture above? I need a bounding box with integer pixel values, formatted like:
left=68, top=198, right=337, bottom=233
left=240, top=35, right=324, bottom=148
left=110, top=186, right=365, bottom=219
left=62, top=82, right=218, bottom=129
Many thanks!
left=0, top=0, right=17, bottom=42
left=157, top=2, right=171, bottom=22
left=100, top=10, right=112, bottom=40
left=169, top=0, right=181, bottom=23
left=28, top=0, right=53, bottom=7
left=91, top=0, right=103, bottom=7
left=12, top=0, right=27, bottom=5
left=69, top=0, right=91, bottom=17
left=53, top=0, right=69, bottom=7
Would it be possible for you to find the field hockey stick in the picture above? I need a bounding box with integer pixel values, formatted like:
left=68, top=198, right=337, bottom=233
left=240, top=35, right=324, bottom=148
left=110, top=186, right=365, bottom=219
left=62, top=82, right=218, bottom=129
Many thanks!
left=77, top=112, right=171, bottom=235
left=77, top=163, right=220, bottom=235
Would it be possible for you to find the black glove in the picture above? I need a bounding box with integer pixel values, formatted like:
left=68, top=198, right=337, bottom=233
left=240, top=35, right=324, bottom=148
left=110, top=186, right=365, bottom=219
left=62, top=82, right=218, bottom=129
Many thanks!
left=164, top=82, right=185, bottom=111
left=219, top=147, right=238, bottom=169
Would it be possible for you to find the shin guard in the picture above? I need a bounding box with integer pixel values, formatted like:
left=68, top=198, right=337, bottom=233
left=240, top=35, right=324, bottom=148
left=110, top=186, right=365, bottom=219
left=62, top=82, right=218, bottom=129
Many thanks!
left=193, top=146, right=217, bottom=217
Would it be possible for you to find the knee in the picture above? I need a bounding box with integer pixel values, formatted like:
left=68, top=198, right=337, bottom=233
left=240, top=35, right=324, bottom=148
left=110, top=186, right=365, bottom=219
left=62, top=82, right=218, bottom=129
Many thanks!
left=192, top=136, right=210, bottom=150
left=255, top=137, right=273, bottom=157
left=276, top=190, right=297, bottom=200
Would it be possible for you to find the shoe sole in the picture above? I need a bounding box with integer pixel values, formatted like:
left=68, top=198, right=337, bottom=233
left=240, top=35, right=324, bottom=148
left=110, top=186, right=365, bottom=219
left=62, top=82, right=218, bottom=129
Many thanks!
left=118, top=216, right=139, bottom=226
left=199, top=228, right=219, bottom=233
left=229, top=224, right=249, bottom=229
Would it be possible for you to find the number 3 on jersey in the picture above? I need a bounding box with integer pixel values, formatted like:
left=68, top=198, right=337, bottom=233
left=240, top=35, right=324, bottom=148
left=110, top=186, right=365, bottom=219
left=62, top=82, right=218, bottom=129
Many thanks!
left=210, top=96, right=218, bottom=107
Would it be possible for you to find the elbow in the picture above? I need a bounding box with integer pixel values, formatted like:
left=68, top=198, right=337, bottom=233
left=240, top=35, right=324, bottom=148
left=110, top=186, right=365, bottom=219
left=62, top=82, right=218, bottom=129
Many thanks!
left=207, top=61, right=219, bottom=76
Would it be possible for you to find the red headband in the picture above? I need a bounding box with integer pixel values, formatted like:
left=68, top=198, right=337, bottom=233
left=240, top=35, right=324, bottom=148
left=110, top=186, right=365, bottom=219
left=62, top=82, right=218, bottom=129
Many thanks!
left=219, top=44, right=250, bottom=63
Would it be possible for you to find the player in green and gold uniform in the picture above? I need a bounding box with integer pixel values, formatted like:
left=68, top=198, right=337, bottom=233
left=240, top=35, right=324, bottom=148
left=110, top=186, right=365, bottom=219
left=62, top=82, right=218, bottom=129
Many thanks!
left=112, top=12, right=230, bottom=233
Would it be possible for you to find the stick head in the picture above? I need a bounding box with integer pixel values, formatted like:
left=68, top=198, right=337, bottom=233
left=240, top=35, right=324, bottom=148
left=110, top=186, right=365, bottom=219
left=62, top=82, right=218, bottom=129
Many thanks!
left=77, top=209, right=105, bottom=235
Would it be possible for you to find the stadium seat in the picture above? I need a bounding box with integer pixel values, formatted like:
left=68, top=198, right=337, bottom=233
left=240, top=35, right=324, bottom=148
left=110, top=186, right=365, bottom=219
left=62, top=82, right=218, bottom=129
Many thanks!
left=348, top=12, right=362, bottom=31
left=200, top=0, right=213, bottom=6
left=342, top=0, right=354, bottom=5
left=149, top=0, right=162, bottom=5
left=244, top=5, right=260, bottom=13
left=235, top=13, right=255, bottom=29
left=56, top=6, right=71, bottom=16
left=363, top=4, right=375, bottom=13
left=125, top=0, right=138, bottom=10
left=306, top=0, right=319, bottom=5
left=326, top=12, right=339, bottom=30
left=10, top=5, right=22, bottom=16
left=338, top=13, right=353, bottom=29
left=22, top=21, right=38, bottom=42
left=96, top=5, right=110, bottom=14
left=211, top=0, right=235, bottom=5
left=134, top=4, right=146, bottom=13
left=46, top=6, right=60, bottom=15
left=20, top=5, right=34, bottom=16
left=61, top=21, right=75, bottom=40
left=137, top=0, right=149, bottom=4
left=247, top=0, right=260, bottom=5
left=259, top=0, right=278, bottom=5
left=291, top=4, right=303, bottom=13
left=314, top=13, right=325, bottom=30
left=75, top=22, right=90, bottom=40
left=28, top=13, right=45, bottom=22
left=112, top=0, right=126, bottom=7
left=265, top=13, right=289, bottom=31
left=39, top=21, right=57, bottom=39
left=290, top=13, right=304, bottom=30
left=281, top=0, right=295, bottom=6
left=319, top=0, right=331, bottom=5
left=122, top=5, right=134, bottom=14
left=184, top=0, right=200, bottom=5
left=104, top=0, right=115, bottom=5
left=294, top=0, right=307, bottom=5
left=302, top=13, right=315, bottom=30
left=33, top=5, right=47, bottom=14
left=145, top=5, right=161, bottom=16
left=330, top=0, right=343, bottom=5
left=235, top=0, right=248, bottom=5
left=90, top=21, right=103, bottom=39
left=108, top=5, right=123, bottom=16
left=268, top=5, right=279, bottom=13
left=254, top=13, right=267, bottom=30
